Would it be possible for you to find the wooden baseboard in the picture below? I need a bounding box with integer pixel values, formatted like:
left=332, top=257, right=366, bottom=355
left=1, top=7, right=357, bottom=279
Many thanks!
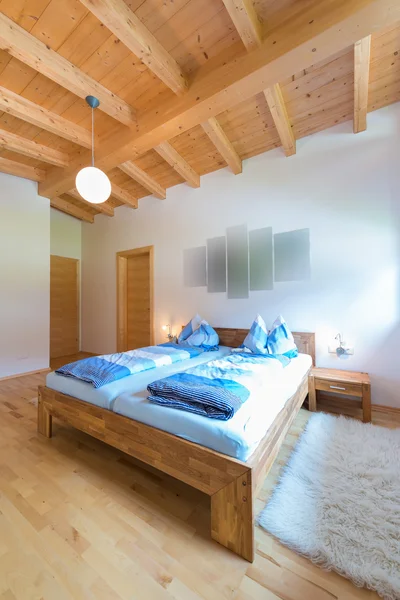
left=310, top=392, right=400, bottom=425
left=371, top=403, right=400, bottom=426
left=372, top=404, right=400, bottom=415
left=0, top=367, right=51, bottom=382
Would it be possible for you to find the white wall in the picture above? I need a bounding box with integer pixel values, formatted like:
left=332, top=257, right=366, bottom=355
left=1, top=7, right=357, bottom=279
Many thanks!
left=82, top=103, right=400, bottom=407
left=50, top=208, right=81, bottom=259
left=0, top=173, right=50, bottom=378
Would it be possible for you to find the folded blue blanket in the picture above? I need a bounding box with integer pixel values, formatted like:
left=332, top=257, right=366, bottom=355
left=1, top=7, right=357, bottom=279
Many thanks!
left=147, top=352, right=287, bottom=420
left=56, top=343, right=202, bottom=388
left=148, top=372, right=249, bottom=420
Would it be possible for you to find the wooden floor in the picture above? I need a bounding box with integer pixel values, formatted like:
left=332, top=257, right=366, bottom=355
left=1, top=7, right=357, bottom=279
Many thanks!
left=0, top=354, right=390, bottom=600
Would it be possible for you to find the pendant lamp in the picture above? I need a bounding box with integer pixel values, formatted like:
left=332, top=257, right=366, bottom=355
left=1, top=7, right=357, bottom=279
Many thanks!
left=75, top=96, right=111, bottom=204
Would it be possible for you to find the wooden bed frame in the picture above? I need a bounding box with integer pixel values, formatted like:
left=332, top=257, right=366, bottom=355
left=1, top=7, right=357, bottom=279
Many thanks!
left=37, top=328, right=315, bottom=562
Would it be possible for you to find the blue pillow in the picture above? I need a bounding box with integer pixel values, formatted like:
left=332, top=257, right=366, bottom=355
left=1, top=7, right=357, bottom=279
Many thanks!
left=178, top=314, right=202, bottom=343
left=185, top=320, right=219, bottom=350
left=242, top=314, right=269, bottom=354
left=267, top=316, right=298, bottom=358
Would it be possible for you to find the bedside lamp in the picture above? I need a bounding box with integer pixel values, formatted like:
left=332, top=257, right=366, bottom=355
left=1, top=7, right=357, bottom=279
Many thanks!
left=162, top=324, right=174, bottom=341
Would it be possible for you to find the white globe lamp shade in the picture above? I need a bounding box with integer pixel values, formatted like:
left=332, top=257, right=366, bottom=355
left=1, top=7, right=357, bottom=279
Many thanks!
left=75, top=166, right=111, bottom=204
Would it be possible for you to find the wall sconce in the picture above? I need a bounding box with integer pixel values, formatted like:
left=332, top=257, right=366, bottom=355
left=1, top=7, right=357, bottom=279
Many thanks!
left=328, top=333, right=354, bottom=357
left=162, top=324, right=174, bottom=341
left=335, top=333, right=346, bottom=356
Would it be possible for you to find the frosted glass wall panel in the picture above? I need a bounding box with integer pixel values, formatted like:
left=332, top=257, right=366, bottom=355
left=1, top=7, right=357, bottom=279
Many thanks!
left=227, top=224, right=249, bottom=299
left=207, top=236, right=226, bottom=292
left=274, top=228, right=311, bottom=282
left=249, top=227, right=273, bottom=290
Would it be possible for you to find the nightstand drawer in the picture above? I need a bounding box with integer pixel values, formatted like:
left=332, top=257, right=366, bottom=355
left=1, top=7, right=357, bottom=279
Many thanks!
left=314, top=378, right=362, bottom=397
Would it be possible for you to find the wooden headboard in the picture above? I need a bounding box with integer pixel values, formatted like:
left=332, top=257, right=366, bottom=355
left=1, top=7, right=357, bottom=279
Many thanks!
left=214, top=327, right=316, bottom=365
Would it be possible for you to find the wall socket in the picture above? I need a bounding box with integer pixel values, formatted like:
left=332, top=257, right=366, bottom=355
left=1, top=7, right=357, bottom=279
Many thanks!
left=328, top=345, right=354, bottom=355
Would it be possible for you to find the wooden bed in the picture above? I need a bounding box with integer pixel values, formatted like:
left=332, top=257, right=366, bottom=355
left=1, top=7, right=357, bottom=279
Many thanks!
left=37, top=328, right=315, bottom=562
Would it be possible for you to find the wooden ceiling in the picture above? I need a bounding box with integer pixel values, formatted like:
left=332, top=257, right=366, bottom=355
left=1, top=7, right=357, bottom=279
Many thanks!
left=0, top=0, right=399, bottom=222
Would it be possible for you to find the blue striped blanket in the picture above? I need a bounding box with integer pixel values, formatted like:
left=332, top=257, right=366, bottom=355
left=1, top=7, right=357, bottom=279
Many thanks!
left=147, top=352, right=289, bottom=420
left=56, top=343, right=202, bottom=388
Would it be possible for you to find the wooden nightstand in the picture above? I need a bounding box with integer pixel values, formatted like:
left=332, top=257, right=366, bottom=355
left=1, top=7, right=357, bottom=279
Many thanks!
left=308, top=367, right=371, bottom=423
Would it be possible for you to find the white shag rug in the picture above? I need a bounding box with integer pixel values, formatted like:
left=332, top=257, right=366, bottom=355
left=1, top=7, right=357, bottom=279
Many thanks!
left=259, top=413, right=400, bottom=600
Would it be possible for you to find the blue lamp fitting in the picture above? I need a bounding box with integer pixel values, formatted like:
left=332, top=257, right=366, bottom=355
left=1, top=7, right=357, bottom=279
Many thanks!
left=85, top=95, right=100, bottom=109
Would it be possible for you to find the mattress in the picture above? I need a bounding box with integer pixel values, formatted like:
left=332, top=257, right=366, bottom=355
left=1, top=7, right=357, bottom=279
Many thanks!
left=46, top=346, right=231, bottom=409
left=113, top=353, right=312, bottom=462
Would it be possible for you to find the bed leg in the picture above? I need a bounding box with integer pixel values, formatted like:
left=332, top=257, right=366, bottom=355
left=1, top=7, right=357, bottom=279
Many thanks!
left=38, top=391, right=52, bottom=438
left=308, top=373, right=316, bottom=412
left=211, top=470, right=254, bottom=562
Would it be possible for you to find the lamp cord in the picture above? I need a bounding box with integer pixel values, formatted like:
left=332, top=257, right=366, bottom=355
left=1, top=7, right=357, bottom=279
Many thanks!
left=91, top=106, right=95, bottom=167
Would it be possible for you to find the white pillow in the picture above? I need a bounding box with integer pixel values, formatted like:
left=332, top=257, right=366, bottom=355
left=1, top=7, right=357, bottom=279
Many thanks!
left=185, top=320, right=219, bottom=350
left=267, top=315, right=298, bottom=357
left=242, top=314, right=269, bottom=354
left=178, top=314, right=202, bottom=343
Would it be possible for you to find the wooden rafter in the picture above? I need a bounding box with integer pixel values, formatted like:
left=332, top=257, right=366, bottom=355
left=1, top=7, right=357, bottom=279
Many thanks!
left=0, top=82, right=195, bottom=196
left=0, top=81, right=191, bottom=198
left=0, top=13, right=135, bottom=126
left=110, top=183, right=138, bottom=209
left=0, top=157, right=45, bottom=182
left=51, top=196, right=94, bottom=223
left=354, top=36, right=371, bottom=133
left=0, top=129, right=69, bottom=167
left=119, top=162, right=166, bottom=199
left=0, top=86, right=92, bottom=149
left=154, top=142, right=200, bottom=188
left=69, top=185, right=138, bottom=214
left=38, top=0, right=400, bottom=199
left=263, top=85, right=296, bottom=156
left=69, top=185, right=138, bottom=212
left=67, top=189, right=114, bottom=216
left=201, top=118, right=242, bottom=175
left=221, top=0, right=262, bottom=50
left=222, top=0, right=294, bottom=157
left=79, top=0, right=188, bottom=95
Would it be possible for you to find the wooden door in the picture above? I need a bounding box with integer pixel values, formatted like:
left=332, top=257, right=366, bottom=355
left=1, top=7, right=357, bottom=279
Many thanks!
left=50, top=255, right=79, bottom=359
left=117, top=246, right=154, bottom=351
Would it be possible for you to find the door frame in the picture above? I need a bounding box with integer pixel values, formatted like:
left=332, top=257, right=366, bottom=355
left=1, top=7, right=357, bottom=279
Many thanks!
left=50, top=255, right=80, bottom=359
left=116, top=245, right=154, bottom=352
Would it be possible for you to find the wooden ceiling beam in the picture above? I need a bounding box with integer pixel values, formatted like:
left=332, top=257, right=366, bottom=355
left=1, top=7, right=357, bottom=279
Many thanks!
left=0, top=129, right=69, bottom=167
left=224, top=1, right=295, bottom=157
left=0, top=84, right=196, bottom=192
left=354, top=36, right=371, bottom=133
left=67, top=188, right=114, bottom=216
left=39, top=0, right=400, bottom=198
left=201, top=118, right=242, bottom=174
left=0, top=13, right=135, bottom=126
left=221, top=0, right=262, bottom=50
left=78, top=0, right=188, bottom=95
left=70, top=184, right=138, bottom=211
left=263, top=84, right=296, bottom=156
left=110, top=183, right=138, bottom=209
left=0, top=157, right=45, bottom=182
left=119, top=162, right=166, bottom=199
left=154, top=142, right=200, bottom=187
left=0, top=86, right=92, bottom=149
left=51, top=196, right=94, bottom=223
